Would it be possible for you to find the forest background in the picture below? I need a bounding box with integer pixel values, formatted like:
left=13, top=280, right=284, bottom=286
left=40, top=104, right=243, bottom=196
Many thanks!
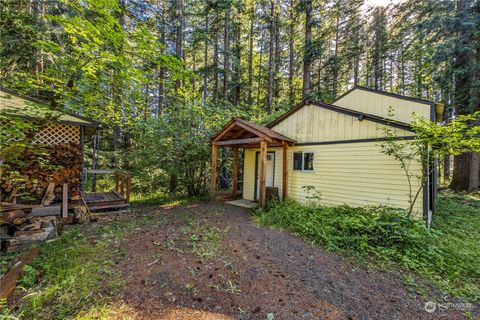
left=1, top=0, right=479, bottom=198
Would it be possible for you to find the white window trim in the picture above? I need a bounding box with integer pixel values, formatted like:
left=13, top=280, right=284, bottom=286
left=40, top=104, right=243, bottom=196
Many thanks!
left=293, top=151, right=315, bottom=173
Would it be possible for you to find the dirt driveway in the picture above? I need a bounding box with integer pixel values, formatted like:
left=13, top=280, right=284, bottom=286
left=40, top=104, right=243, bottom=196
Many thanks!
left=115, top=202, right=476, bottom=320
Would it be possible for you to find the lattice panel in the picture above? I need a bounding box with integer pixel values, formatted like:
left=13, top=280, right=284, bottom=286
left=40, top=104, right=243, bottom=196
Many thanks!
left=34, top=123, right=80, bottom=145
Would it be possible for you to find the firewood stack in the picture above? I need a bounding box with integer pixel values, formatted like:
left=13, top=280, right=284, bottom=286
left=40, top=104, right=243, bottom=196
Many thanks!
left=0, top=205, right=60, bottom=252
left=0, top=142, right=82, bottom=204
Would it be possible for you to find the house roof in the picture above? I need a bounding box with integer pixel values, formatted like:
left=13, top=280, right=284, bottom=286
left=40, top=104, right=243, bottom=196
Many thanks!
left=0, top=88, right=100, bottom=127
left=211, top=117, right=296, bottom=146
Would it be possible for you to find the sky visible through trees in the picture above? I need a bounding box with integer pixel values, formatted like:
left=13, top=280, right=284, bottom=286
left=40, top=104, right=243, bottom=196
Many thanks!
left=0, top=0, right=479, bottom=194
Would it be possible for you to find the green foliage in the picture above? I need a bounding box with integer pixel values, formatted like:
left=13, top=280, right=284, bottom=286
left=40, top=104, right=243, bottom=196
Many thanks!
left=301, top=185, right=322, bottom=203
left=17, top=264, right=38, bottom=288
left=255, top=194, right=480, bottom=301
left=379, top=109, right=480, bottom=217
left=130, top=192, right=208, bottom=206
left=3, top=217, right=157, bottom=319
left=412, top=111, right=480, bottom=154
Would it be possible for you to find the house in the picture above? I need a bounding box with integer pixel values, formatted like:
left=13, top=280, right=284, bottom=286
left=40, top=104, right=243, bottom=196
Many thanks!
left=0, top=88, right=131, bottom=215
left=210, top=86, right=439, bottom=219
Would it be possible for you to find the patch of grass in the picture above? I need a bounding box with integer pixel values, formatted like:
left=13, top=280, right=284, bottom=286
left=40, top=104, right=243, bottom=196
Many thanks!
left=1, top=249, right=27, bottom=275
left=225, top=280, right=241, bottom=294
left=2, top=216, right=154, bottom=320
left=189, top=225, right=222, bottom=258
left=130, top=192, right=208, bottom=206
left=254, top=192, right=480, bottom=302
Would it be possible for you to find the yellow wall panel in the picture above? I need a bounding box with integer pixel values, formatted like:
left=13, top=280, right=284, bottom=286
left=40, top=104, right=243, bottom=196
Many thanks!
left=334, top=88, right=431, bottom=123
left=271, top=104, right=412, bottom=143
left=242, top=147, right=284, bottom=201
left=242, top=142, right=424, bottom=217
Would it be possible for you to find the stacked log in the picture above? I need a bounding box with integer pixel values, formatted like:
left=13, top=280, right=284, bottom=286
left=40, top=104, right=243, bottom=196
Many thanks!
left=0, top=206, right=59, bottom=252
left=0, top=142, right=82, bottom=204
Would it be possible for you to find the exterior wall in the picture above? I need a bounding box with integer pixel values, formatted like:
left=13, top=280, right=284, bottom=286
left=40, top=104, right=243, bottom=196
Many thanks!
left=242, top=142, right=424, bottom=216
left=270, top=104, right=412, bottom=143
left=243, top=147, right=283, bottom=201
left=241, top=89, right=431, bottom=216
left=334, top=88, right=432, bottom=123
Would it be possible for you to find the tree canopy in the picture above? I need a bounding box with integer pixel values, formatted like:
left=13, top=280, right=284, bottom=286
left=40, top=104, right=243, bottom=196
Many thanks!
left=1, top=0, right=479, bottom=195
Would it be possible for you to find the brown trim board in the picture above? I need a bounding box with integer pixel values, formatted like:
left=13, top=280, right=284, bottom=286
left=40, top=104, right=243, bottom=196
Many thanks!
left=294, top=136, right=416, bottom=146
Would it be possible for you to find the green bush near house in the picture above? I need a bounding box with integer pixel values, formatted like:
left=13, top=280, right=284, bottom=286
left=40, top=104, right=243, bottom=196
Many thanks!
left=254, top=192, right=480, bottom=302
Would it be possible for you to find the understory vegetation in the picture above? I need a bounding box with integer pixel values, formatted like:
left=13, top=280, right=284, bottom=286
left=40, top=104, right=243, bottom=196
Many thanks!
left=1, top=216, right=160, bottom=319
left=254, top=192, right=480, bottom=302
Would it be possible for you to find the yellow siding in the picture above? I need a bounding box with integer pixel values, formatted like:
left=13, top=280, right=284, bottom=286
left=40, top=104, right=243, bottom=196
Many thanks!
left=243, top=150, right=256, bottom=201
left=242, top=88, right=430, bottom=216
left=242, top=142, right=424, bottom=216
left=334, top=88, right=431, bottom=123
left=271, top=104, right=412, bottom=143
left=243, top=148, right=283, bottom=201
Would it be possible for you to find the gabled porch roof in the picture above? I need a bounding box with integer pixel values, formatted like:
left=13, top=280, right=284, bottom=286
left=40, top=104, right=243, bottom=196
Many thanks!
left=211, top=117, right=295, bottom=147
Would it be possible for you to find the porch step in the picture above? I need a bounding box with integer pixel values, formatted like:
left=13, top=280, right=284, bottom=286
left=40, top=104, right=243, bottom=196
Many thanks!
left=88, top=203, right=130, bottom=212
left=225, top=199, right=258, bottom=209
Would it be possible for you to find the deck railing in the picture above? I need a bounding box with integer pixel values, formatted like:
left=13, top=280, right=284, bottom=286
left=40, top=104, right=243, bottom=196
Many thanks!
left=114, top=172, right=132, bottom=203
left=84, top=169, right=132, bottom=203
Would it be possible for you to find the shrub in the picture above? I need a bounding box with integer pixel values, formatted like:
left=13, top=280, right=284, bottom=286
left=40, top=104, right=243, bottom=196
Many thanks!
left=255, top=196, right=480, bottom=301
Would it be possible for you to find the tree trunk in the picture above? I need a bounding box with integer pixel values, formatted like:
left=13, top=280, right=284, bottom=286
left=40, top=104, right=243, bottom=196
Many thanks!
left=288, top=1, right=295, bottom=104
left=192, top=48, right=196, bottom=92
left=400, top=42, right=405, bottom=94
left=202, top=12, right=209, bottom=106
left=450, top=0, right=479, bottom=191
left=223, top=9, right=230, bottom=102
left=451, top=153, right=480, bottom=191
left=267, top=0, right=275, bottom=114
left=214, top=32, right=219, bottom=103
left=157, top=0, right=166, bottom=117
left=302, top=0, right=313, bottom=98
left=175, top=0, right=183, bottom=92
left=332, top=12, right=339, bottom=97
left=273, top=0, right=280, bottom=111
left=256, top=30, right=266, bottom=106
left=353, top=56, right=359, bottom=86
left=144, top=84, right=149, bottom=120
left=233, top=20, right=241, bottom=105
left=247, top=4, right=255, bottom=105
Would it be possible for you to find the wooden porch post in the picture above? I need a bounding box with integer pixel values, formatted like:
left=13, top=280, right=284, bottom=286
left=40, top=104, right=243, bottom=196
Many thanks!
left=210, top=144, right=217, bottom=200
left=232, top=147, right=238, bottom=198
left=259, top=140, right=267, bottom=208
left=282, top=142, right=288, bottom=200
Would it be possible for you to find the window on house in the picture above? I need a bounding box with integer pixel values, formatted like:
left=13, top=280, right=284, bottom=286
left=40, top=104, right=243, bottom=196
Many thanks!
left=293, top=152, right=303, bottom=170
left=303, top=152, right=314, bottom=171
left=293, top=152, right=314, bottom=171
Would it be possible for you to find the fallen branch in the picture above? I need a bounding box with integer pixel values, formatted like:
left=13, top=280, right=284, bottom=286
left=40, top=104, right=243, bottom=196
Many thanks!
left=0, top=248, right=40, bottom=302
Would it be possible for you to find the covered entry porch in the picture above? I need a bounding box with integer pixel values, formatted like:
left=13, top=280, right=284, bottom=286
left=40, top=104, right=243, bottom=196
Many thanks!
left=210, top=118, right=295, bottom=208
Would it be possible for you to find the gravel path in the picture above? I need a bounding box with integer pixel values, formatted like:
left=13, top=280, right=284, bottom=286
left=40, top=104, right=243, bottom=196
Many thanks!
left=115, top=202, right=478, bottom=320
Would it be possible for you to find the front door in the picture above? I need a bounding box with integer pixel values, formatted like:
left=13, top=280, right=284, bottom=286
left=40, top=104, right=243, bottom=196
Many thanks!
left=255, top=152, right=275, bottom=200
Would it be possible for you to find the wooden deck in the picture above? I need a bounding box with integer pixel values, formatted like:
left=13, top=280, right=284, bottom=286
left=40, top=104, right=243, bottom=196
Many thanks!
left=214, top=190, right=242, bottom=202
left=84, top=191, right=130, bottom=212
